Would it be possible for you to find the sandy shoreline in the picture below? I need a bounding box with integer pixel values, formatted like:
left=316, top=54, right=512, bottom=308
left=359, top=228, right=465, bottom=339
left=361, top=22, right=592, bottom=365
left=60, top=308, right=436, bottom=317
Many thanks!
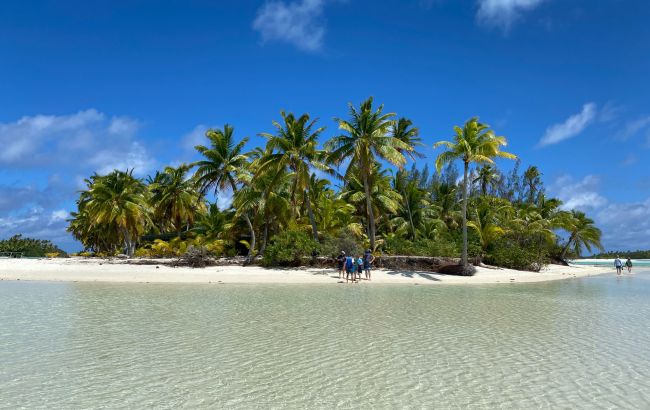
left=0, top=257, right=613, bottom=285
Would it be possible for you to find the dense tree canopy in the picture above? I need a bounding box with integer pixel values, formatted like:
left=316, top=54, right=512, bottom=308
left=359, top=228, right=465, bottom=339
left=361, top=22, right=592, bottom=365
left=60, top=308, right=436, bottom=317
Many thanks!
left=66, top=97, right=603, bottom=269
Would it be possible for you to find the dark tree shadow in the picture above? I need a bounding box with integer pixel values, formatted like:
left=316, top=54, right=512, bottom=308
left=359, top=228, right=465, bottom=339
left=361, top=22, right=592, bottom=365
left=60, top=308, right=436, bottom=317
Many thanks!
left=384, top=270, right=442, bottom=281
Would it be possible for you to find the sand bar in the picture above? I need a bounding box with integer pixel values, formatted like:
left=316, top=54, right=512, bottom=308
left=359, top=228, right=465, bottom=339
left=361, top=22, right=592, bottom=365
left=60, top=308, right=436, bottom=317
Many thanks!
left=0, top=257, right=613, bottom=285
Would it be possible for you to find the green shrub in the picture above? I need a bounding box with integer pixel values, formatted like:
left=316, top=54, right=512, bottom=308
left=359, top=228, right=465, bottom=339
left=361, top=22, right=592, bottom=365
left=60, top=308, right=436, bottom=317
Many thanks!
left=0, top=234, right=67, bottom=257
left=320, top=231, right=363, bottom=258
left=263, top=230, right=319, bottom=267
left=486, top=236, right=548, bottom=271
left=382, top=237, right=460, bottom=257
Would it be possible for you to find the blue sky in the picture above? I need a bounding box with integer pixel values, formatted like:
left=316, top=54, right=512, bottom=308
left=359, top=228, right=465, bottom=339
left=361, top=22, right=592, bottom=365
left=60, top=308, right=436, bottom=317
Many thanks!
left=1, top=0, right=649, bottom=252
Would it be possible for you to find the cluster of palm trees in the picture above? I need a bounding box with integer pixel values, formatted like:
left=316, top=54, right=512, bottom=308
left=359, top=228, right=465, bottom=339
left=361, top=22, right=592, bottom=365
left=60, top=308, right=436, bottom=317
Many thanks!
left=67, top=97, right=603, bottom=268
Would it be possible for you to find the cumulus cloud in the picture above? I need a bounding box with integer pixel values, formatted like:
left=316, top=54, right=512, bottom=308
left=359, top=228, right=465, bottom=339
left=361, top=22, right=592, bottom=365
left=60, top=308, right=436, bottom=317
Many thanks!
left=550, top=174, right=650, bottom=250
left=0, top=110, right=159, bottom=251
left=596, top=199, right=650, bottom=251
left=476, top=0, right=547, bottom=31
left=538, top=103, right=597, bottom=147
left=253, top=0, right=326, bottom=51
left=552, top=174, right=607, bottom=211
left=0, top=207, right=74, bottom=250
left=0, top=109, right=155, bottom=175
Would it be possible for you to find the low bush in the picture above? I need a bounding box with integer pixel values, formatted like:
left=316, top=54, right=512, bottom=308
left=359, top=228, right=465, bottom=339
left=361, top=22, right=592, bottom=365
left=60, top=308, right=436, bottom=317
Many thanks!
left=176, top=246, right=212, bottom=268
left=382, top=237, right=460, bottom=258
left=485, top=236, right=548, bottom=271
left=263, top=230, right=319, bottom=267
left=320, top=231, right=363, bottom=258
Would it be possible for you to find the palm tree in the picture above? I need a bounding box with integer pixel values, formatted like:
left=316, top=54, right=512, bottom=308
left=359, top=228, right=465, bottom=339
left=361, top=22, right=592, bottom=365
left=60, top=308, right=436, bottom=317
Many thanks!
left=473, top=165, right=500, bottom=196
left=236, top=158, right=292, bottom=256
left=467, top=197, right=511, bottom=258
left=149, top=164, right=205, bottom=236
left=257, top=112, right=330, bottom=241
left=392, top=169, right=430, bottom=240
left=560, top=210, right=604, bottom=259
left=325, top=97, right=412, bottom=250
left=193, top=125, right=257, bottom=258
left=340, top=163, right=402, bottom=247
left=391, top=118, right=424, bottom=161
left=433, top=118, right=517, bottom=268
left=83, top=170, right=151, bottom=257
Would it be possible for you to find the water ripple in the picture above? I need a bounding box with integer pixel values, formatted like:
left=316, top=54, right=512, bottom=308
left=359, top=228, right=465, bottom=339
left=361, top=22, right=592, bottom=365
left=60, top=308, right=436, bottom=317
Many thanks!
left=1, top=273, right=650, bottom=408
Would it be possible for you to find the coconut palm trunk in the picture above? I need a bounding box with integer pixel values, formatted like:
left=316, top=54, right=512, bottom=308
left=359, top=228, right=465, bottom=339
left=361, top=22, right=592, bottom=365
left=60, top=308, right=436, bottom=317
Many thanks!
left=560, top=233, right=576, bottom=260
left=303, top=189, right=319, bottom=241
left=243, top=212, right=256, bottom=259
left=260, top=216, right=269, bottom=256
left=362, top=172, right=376, bottom=250
left=403, top=190, right=417, bottom=241
left=231, top=183, right=256, bottom=259
left=461, top=160, right=469, bottom=267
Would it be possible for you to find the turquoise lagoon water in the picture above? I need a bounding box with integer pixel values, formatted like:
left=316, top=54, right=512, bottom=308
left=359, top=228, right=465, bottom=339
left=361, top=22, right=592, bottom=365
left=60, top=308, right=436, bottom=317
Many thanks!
left=1, top=271, right=650, bottom=409
left=572, top=259, right=650, bottom=267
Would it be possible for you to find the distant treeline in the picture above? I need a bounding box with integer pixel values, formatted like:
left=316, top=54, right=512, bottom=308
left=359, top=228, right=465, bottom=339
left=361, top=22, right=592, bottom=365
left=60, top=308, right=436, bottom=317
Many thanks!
left=591, top=250, right=650, bottom=259
left=0, top=235, right=67, bottom=257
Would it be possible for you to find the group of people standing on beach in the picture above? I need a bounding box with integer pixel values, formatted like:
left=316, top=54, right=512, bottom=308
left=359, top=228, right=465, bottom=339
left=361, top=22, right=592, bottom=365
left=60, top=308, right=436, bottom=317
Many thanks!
left=336, top=250, right=375, bottom=283
left=615, top=256, right=633, bottom=275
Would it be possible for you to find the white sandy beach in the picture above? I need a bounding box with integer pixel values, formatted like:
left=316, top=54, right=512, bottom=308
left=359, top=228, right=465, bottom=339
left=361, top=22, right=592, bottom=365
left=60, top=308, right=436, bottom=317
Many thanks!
left=0, top=257, right=613, bottom=285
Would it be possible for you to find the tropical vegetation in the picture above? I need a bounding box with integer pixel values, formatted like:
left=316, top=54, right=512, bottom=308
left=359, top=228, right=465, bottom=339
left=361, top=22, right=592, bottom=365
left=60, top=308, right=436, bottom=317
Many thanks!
left=0, top=235, right=67, bottom=257
left=66, top=97, right=603, bottom=270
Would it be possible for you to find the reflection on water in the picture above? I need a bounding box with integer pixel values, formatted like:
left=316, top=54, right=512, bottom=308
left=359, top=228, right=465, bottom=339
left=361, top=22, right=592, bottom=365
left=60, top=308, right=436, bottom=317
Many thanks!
left=1, top=271, right=650, bottom=408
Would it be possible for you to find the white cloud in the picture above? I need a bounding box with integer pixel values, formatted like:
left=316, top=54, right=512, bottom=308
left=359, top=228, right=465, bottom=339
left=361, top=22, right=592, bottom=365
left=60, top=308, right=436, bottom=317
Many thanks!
left=538, top=103, right=597, bottom=147
left=551, top=174, right=607, bottom=211
left=0, top=110, right=159, bottom=251
left=0, top=207, right=75, bottom=250
left=550, top=174, right=650, bottom=251
left=617, top=115, right=650, bottom=140
left=0, top=109, right=155, bottom=175
left=253, top=0, right=326, bottom=51
left=88, top=141, right=155, bottom=175
left=50, top=209, right=69, bottom=223
left=182, top=124, right=209, bottom=152
left=596, top=199, right=650, bottom=251
left=476, top=0, right=547, bottom=31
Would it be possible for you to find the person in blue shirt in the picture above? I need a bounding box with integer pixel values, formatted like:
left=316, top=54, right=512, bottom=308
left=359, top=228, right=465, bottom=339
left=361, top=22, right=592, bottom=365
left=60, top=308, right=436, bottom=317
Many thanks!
left=345, top=255, right=355, bottom=283
left=614, top=256, right=623, bottom=275
left=356, top=256, right=364, bottom=280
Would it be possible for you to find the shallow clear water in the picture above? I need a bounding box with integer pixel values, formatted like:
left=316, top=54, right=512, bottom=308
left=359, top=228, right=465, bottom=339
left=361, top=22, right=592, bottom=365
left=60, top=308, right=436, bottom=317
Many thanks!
left=573, top=259, right=650, bottom=267
left=2, top=271, right=650, bottom=409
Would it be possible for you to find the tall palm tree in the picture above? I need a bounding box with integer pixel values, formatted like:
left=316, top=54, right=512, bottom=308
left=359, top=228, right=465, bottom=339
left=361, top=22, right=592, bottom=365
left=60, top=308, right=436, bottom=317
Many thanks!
left=560, top=210, right=604, bottom=259
left=193, top=125, right=257, bottom=258
left=325, top=97, right=412, bottom=250
left=257, top=111, right=330, bottom=241
left=149, top=164, right=205, bottom=236
left=433, top=117, right=517, bottom=268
